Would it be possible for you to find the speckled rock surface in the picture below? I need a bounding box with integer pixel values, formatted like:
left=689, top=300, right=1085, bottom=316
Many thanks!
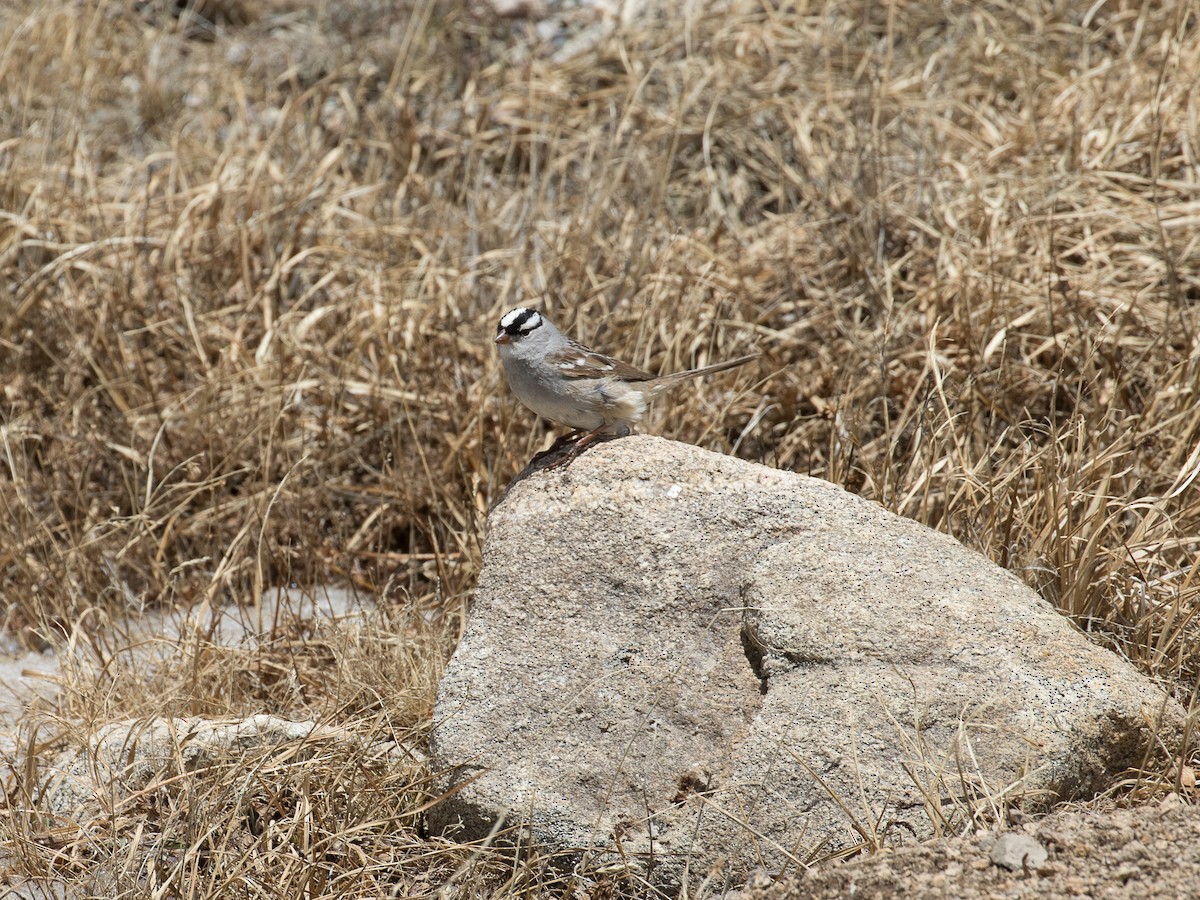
left=428, top=436, right=1182, bottom=887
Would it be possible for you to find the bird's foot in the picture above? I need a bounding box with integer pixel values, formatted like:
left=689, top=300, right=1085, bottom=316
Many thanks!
left=530, top=431, right=583, bottom=465
left=542, top=427, right=624, bottom=470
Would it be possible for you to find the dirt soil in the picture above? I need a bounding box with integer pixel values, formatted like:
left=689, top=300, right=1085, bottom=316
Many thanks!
left=736, top=795, right=1200, bottom=899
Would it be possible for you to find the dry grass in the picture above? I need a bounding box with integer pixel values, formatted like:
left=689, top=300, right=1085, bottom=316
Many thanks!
left=1, top=0, right=1199, bottom=894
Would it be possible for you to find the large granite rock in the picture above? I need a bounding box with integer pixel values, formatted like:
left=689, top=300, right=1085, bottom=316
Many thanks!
left=429, top=436, right=1182, bottom=888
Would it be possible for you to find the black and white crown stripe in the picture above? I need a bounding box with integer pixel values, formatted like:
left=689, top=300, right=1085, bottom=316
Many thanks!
left=498, top=307, right=544, bottom=338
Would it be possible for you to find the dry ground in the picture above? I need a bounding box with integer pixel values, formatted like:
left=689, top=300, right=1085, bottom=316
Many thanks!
left=1, top=0, right=1199, bottom=896
left=744, top=794, right=1200, bottom=900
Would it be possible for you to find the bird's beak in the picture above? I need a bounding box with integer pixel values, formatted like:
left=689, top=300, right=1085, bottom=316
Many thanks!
left=494, top=331, right=510, bottom=345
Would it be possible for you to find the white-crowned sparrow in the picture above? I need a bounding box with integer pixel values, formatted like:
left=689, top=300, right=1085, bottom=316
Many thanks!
left=494, top=307, right=755, bottom=461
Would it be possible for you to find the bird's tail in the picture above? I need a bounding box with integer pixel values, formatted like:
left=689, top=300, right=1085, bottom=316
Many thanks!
left=643, top=354, right=758, bottom=400
left=657, top=353, right=758, bottom=386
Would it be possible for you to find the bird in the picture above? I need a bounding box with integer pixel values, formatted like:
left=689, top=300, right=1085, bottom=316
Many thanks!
left=494, top=306, right=755, bottom=465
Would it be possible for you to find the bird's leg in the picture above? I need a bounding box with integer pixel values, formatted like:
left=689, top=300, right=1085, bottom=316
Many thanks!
left=544, top=429, right=600, bottom=469
left=544, top=424, right=627, bottom=470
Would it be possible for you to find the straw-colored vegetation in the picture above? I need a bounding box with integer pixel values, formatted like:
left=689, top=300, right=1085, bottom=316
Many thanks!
left=1, top=0, right=1198, bottom=895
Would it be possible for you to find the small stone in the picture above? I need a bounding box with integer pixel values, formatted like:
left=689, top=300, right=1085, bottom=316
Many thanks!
left=990, top=833, right=1049, bottom=871
left=1159, top=791, right=1184, bottom=810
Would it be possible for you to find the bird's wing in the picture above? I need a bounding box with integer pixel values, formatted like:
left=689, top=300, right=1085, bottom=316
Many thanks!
left=545, top=342, right=657, bottom=382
